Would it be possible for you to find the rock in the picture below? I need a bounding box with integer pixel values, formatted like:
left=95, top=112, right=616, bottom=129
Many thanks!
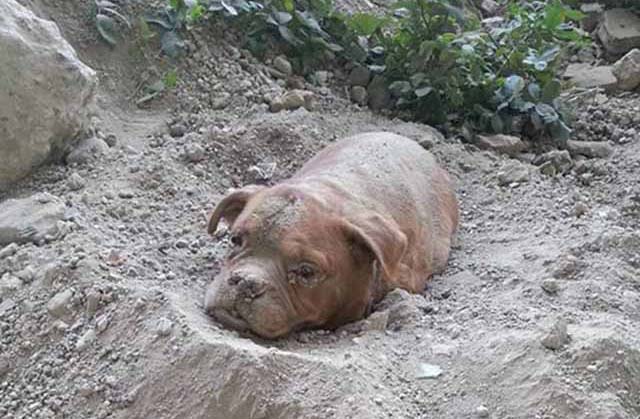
left=0, top=193, right=66, bottom=245
left=580, top=3, right=604, bottom=33
left=363, top=310, right=389, bottom=332
left=348, top=65, right=371, bottom=87
left=0, top=0, right=96, bottom=190
left=535, top=150, right=573, bottom=173
left=184, top=143, right=205, bottom=163
left=541, top=319, right=570, bottom=350
left=565, top=140, right=613, bottom=159
left=497, top=161, right=530, bottom=186
left=350, top=86, right=368, bottom=106
left=562, top=64, right=618, bottom=92
left=477, top=0, right=499, bottom=17
left=67, top=172, right=86, bottom=191
left=541, top=278, right=560, bottom=294
left=475, top=134, right=526, bottom=156
left=0, top=298, right=16, bottom=316
left=270, top=90, right=314, bottom=112
left=0, top=243, right=19, bottom=259
left=76, top=329, right=97, bottom=351
left=476, top=405, right=490, bottom=418
left=156, top=317, right=173, bottom=337
left=313, top=70, right=330, bottom=86
left=367, top=75, right=391, bottom=110
left=416, top=363, right=443, bottom=379
left=104, top=134, right=118, bottom=147
left=273, top=55, right=292, bottom=76
left=169, top=123, right=187, bottom=138
left=66, top=136, right=109, bottom=164
left=47, top=289, right=73, bottom=318
left=552, top=254, right=581, bottom=279
left=598, top=9, right=640, bottom=56
left=612, top=49, right=640, bottom=90
left=85, top=290, right=102, bottom=316
left=539, top=161, right=557, bottom=177
left=0, top=273, right=23, bottom=298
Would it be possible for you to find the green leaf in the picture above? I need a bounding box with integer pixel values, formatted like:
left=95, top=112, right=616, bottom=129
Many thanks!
left=543, top=1, right=565, bottom=30
left=535, top=103, right=559, bottom=124
left=389, top=81, right=412, bottom=97
left=163, top=70, right=178, bottom=89
left=548, top=120, right=571, bottom=142
left=161, top=30, right=185, bottom=58
left=272, top=11, right=292, bottom=25
left=96, top=14, right=118, bottom=45
left=283, top=0, right=294, bottom=12
left=278, top=25, right=302, bottom=45
left=348, top=13, right=386, bottom=36
left=526, top=83, right=541, bottom=101
left=414, top=86, right=433, bottom=98
left=491, top=114, right=504, bottom=133
left=541, top=79, right=561, bottom=103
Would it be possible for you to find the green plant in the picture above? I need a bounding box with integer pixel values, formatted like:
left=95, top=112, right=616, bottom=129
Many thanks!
left=144, top=0, right=205, bottom=58
left=94, top=0, right=131, bottom=46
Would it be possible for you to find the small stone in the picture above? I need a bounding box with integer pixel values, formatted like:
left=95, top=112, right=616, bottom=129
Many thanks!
left=0, top=193, right=66, bottom=245
left=416, top=363, right=443, bottom=379
left=552, top=254, right=580, bottom=279
left=350, top=86, right=367, bottom=106
left=574, top=202, right=588, bottom=217
left=367, top=75, right=391, bottom=110
left=0, top=243, right=18, bottom=259
left=169, top=123, right=187, bottom=138
left=118, top=190, right=135, bottom=199
left=273, top=55, right=292, bottom=76
left=96, top=314, right=110, bottom=334
left=598, top=9, right=640, bottom=56
left=313, top=70, right=330, bottom=86
left=270, top=90, right=313, bottom=112
left=0, top=357, right=9, bottom=377
left=612, top=48, right=640, bottom=91
left=534, top=150, right=573, bottom=173
left=541, top=278, right=560, bottom=295
left=476, top=405, right=490, bottom=418
left=348, top=65, right=371, bottom=87
left=0, top=273, right=23, bottom=298
left=541, top=319, right=569, bottom=350
left=566, top=140, right=613, bottom=159
left=76, top=329, right=97, bottom=351
left=497, top=161, right=530, bottom=186
left=475, top=134, right=526, bottom=156
left=86, top=290, right=102, bottom=316
left=539, top=161, right=557, bottom=177
left=184, top=143, right=205, bottom=163
left=66, top=137, right=109, bottom=164
left=363, top=310, right=389, bottom=332
left=156, top=317, right=173, bottom=337
left=104, top=134, right=117, bottom=147
left=47, top=289, right=74, bottom=318
left=67, top=172, right=86, bottom=191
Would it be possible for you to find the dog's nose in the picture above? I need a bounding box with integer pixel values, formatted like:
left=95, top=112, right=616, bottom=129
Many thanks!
left=229, top=274, right=267, bottom=299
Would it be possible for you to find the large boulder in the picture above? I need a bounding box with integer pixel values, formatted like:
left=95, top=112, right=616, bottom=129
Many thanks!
left=597, top=9, right=640, bottom=57
left=0, top=0, right=97, bottom=190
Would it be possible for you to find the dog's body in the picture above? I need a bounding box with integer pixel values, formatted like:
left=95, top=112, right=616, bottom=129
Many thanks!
left=205, top=132, right=459, bottom=338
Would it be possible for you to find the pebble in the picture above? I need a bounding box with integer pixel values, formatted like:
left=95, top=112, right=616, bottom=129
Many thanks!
left=86, top=290, right=102, bottom=316
left=273, top=55, right=292, bottom=76
left=476, top=405, right=490, bottom=418
left=416, top=363, right=443, bottom=379
left=76, top=329, right=97, bottom=351
left=156, top=317, right=173, bottom=337
left=541, top=319, right=570, bottom=350
left=67, top=172, right=86, bottom=191
left=46, top=289, right=74, bottom=318
left=169, top=123, right=187, bottom=138
left=541, top=278, right=560, bottom=294
left=350, top=86, right=368, bottom=106
left=0, top=243, right=18, bottom=259
left=184, top=144, right=205, bottom=163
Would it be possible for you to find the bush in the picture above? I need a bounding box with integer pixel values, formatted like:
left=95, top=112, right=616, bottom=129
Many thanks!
left=146, top=0, right=587, bottom=140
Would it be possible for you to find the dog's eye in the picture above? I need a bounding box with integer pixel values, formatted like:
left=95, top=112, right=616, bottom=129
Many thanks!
left=230, top=234, right=243, bottom=247
left=298, top=264, right=315, bottom=279
left=288, top=262, right=323, bottom=287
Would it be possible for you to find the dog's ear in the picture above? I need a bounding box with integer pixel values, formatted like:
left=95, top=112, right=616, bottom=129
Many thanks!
left=340, top=212, right=407, bottom=282
left=207, top=185, right=265, bottom=234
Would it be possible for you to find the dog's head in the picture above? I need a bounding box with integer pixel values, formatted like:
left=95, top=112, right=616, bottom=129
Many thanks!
left=204, top=184, right=407, bottom=339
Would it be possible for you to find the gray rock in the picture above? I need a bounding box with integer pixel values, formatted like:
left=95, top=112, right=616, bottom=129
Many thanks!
left=47, top=289, right=73, bottom=318
left=476, top=405, right=490, bottom=418
left=66, top=136, right=109, bottom=164
left=350, top=86, right=368, bottom=106
left=0, top=0, right=96, bottom=190
left=270, top=90, right=314, bottom=112
left=562, top=64, right=618, bottom=92
left=367, top=75, right=391, bottom=110
left=0, top=243, right=18, bottom=259
left=478, top=0, right=499, bottom=17
left=475, top=134, right=526, bottom=156
left=535, top=150, right=573, bottom=173
left=67, top=172, right=86, bottom=191
left=156, top=317, right=173, bottom=337
left=416, top=363, right=443, bottom=379
left=76, top=329, right=97, bottom=351
left=598, top=9, right=640, bottom=56
left=566, top=140, right=613, bottom=159
left=0, top=192, right=66, bottom=245
left=541, top=319, right=570, bottom=350
left=612, top=48, right=640, bottom=91
left=0, top=357, right=9, bottom=377
left=85, top=290, right=102, bottom=316
left=0, top=273, right=23, bottom=298
left=580, top=3, right=604, bottom=33
left=541, top=278, right=560, bottom=294
left=273, top=55, right=292, bottom=76
left=184, top=143, right=205, bottom=163
left=497, top=161, right=530, bottom=185
left=169, top=123, right=187, bottom=138
left=348, top=65, right=371, bottom=87
left=552, top=254, right=581, bottom=279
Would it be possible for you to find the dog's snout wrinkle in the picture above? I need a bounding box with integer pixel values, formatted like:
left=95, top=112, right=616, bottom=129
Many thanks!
left=237, top=276, right=268, bottom=299
left=227, top=273, right=243, bottom=286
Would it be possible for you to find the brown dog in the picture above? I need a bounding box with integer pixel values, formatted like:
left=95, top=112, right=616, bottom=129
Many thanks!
left=204, top=132, right=459, bottom=338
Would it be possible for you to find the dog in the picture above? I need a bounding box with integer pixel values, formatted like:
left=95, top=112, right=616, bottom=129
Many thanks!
left=204, top=132, right=459, bottom=338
